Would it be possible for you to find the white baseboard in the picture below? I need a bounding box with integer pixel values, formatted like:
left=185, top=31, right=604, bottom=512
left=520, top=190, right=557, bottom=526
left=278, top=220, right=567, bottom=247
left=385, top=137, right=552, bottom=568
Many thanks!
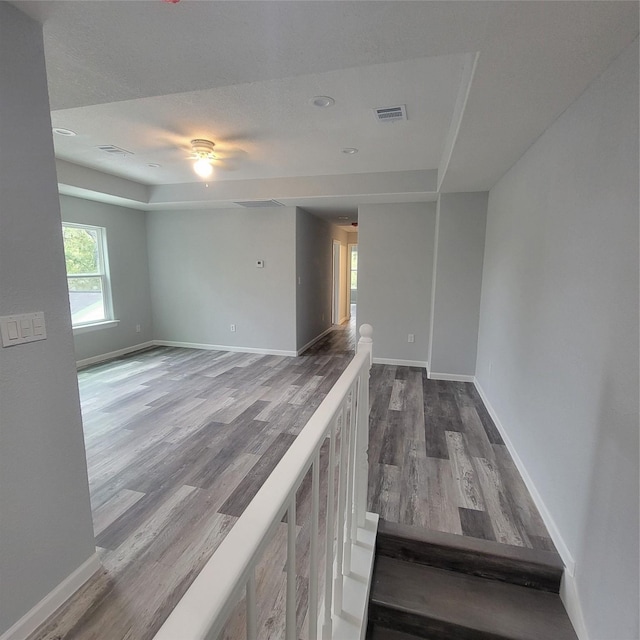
left=296, top=326, right=334, bottom=356
left=373, top=357, right=428, bottom=368
left=76, top=341, right=155, bottom=369
left=429, top=371, right=475, bottom=382
left=0, top=553, right=101, bottom=640
left=473, top=378, right=576, bottom=576
left=560, top=572, right=590, bottom=640
left=154, top=340, right=297, bottom=358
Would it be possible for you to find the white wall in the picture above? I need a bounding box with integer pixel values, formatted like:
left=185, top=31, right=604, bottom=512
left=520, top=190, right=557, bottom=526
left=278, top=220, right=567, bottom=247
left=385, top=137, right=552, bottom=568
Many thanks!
left=476, top=39, right=639, bottom=640
left=295, top=208, right=333, bottom=351
left=0, top=4, right=96, bottom=634
left=146, top=207, right=297, bottom=354
left=60, top=195, right=153, bottom=363
left=357, top=202, right=436, bottom=365
left=429, top=192, right=487, bottom=378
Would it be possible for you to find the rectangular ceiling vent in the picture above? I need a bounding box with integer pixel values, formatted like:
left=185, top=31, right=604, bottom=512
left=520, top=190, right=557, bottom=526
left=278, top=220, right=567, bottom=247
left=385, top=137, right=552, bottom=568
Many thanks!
left=373, top=105, right=407, bottom=123
left=97, top=145, right=134, bottom=156
left=233, top=200, right=285, bottom=208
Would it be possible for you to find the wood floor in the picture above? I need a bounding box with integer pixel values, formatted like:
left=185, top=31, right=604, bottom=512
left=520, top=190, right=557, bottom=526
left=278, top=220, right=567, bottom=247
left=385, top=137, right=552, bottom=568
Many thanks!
left=28, top=316, right=553, bottom=640
left=367, top=365, right=555, bottom=550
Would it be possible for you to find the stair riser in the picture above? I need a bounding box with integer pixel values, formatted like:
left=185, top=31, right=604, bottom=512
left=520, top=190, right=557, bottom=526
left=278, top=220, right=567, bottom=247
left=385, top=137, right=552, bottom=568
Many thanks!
left=369, top=604, right=512, bottom=640
left=376, top=535, right=561, bottom=593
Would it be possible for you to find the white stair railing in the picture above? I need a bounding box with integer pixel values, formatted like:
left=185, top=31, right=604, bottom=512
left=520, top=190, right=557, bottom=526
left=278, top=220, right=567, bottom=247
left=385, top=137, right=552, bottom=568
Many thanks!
left=154, top=324, right=378, bottom=640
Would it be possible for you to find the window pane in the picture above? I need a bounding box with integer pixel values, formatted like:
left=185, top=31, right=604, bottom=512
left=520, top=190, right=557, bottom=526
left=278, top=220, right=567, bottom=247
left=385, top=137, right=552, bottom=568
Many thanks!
left=351, top=249, right=358, bottom=269
left=351, top=270, right=358, bottom=289
left=63, top=226, right=100, bottom=274
left=68, top=277, right=105, bottom=324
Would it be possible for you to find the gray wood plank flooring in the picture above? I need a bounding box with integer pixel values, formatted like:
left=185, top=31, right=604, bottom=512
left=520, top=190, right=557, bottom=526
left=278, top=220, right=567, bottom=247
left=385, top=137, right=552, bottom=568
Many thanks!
left=28, top=315, right=553, bottom=640
left=368, top=365, right=555, bottom=551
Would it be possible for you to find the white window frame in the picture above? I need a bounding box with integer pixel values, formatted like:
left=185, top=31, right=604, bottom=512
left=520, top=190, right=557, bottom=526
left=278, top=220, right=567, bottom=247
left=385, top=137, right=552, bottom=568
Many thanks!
left=62, top=222, right=116, bottom=331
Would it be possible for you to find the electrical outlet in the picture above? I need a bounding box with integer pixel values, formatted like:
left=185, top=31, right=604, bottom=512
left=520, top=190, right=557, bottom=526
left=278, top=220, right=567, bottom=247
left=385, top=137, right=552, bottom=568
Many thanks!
left=230, top=324, right=236, bottom=332
left=408, top=333, right=415, bottom=343
left=135, top=324, right=141, bottom=333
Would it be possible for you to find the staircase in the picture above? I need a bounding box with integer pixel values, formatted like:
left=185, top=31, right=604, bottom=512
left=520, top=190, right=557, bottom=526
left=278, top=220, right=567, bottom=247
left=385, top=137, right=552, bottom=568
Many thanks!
left=367, top=520, right=578, bottom=640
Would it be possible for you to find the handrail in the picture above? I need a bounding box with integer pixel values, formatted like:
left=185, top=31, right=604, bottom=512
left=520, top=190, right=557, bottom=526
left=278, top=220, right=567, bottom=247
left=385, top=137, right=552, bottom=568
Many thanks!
left=154, top=324, right=374, bottom=640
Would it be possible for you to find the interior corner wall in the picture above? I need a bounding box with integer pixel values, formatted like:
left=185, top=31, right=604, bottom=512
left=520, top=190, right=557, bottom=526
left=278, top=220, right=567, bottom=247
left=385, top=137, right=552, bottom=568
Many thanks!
left=357, top=202, right=436, bottom=365
left=295, top=209, right=333, bottom=351
left=146, top=207, right=297, bottom=354
left=60, top=195, right=153, bottom=362
left=0, top=4, right=96, bottom=634
left=429, top=192, right=488, bottom=377
left=475, top=38, right=639, bottom=640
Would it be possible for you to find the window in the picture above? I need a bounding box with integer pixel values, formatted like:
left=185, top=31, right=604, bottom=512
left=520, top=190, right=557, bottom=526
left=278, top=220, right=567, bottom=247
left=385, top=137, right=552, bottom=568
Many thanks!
left=62, top=223, right=113, bottom=327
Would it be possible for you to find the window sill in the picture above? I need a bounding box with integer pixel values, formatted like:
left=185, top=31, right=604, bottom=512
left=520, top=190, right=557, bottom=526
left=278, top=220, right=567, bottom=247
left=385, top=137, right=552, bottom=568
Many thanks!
left=73, top=320, right=120, bottom=335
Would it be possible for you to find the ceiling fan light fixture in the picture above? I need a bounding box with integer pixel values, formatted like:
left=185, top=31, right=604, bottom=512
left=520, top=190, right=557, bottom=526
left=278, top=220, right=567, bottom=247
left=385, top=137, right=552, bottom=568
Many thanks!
left=190, top=139, right=216, bottom=178
left=193, top=157, right=213, bottom=178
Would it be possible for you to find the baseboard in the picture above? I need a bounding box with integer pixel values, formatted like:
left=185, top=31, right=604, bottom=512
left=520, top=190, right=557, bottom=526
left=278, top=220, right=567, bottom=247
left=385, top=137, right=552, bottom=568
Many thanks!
left=0, top=553, right=101, bottom=640
left=429, top=371, right=475, bottom=382
left=560, top=572, right=590, bottom=640
left=473, top=378, right=576, bottom=576
left=153, top=340, right=297, bottom=358
left=373, top=357, right=428, bottom=368
left=76, top=341, right=155, bottom=369
left=338, top=315, right=350, bottom=325
left=296, top=326, right=334, bottom=356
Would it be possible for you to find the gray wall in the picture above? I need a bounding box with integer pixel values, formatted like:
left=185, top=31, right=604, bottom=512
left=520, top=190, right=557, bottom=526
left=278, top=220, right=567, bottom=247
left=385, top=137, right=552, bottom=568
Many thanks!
left=429, top=192, right=487, bottom=377
left=295, top=208, right=333, bottom=351
left=60, top=195, right=153, bottom=362
left=0, top=4, right=96, bottom=634
left=476, top=39, right=638, bottom=639
left=357, top=202, right=436, bottom=364
left=146, top=207, right=297, bottom=353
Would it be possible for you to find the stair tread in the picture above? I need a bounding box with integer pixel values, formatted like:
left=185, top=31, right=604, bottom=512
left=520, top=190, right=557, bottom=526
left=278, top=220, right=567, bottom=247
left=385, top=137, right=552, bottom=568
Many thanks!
left=369, top=625, right=425, bottom=640
left=376, top=520, right=563, bottom=593
left=378, top=520, right=563, bottom=569
left=371, top=556, right=577, bottom=640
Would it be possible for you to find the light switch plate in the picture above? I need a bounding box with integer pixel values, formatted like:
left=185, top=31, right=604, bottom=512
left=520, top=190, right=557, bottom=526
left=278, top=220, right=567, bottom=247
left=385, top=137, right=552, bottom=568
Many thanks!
left=1, top=312, right=46, bottom=347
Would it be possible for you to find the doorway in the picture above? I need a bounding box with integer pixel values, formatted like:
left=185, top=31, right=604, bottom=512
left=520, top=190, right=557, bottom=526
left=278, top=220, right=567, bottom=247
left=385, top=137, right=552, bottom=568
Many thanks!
left=349, top=243, right=358, bottom=321
left=332, top=240, right=341, bottom=324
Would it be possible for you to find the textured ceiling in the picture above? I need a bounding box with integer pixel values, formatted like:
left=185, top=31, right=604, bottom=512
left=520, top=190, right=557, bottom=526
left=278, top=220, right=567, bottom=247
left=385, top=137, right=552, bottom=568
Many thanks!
left=14, top=0, right=640, bottom=215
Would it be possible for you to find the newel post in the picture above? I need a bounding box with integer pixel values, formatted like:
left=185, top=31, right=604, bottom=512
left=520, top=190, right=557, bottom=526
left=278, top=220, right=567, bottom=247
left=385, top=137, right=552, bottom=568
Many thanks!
left=355, top=324, right=373, bottom=528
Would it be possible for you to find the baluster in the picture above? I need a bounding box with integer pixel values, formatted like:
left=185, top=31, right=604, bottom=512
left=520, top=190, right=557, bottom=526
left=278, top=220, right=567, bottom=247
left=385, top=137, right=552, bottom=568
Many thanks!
left=322, top=419, right=337, bottom=639
left=246, top=568, right=257, bottom=640
left=356, top=324, right=373, bottom=528
left=308, top=452, right=320, bottom=640
left=344, top=381, right=357, bottom=575
left=333, top=402, right=349, bottom=614
left=286, top=497, right=297, bottom=640
left=350, top=378, right=360, bottom=545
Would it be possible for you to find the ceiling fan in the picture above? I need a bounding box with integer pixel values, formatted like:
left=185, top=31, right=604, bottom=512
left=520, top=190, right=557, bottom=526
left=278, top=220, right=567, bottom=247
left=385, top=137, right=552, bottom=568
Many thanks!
left=186, top=138, right=247, bottom=178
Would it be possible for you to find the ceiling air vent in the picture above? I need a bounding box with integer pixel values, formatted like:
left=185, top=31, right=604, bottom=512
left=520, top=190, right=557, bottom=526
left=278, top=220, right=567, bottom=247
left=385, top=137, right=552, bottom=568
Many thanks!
left=373, top=105, right=407, bottom=123
left=233, top=200, right=285, bottom=208
left=97, top=145, right=134, bottom=156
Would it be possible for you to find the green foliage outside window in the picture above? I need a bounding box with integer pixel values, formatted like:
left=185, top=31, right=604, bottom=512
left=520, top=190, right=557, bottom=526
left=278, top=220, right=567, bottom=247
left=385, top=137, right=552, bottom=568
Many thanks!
left=63, top=226, right=101, bottom=291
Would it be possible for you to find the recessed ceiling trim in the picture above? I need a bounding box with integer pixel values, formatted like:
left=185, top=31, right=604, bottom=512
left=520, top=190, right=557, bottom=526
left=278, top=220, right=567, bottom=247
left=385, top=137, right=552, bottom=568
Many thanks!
left=437, top=52, right=479, bottom=192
